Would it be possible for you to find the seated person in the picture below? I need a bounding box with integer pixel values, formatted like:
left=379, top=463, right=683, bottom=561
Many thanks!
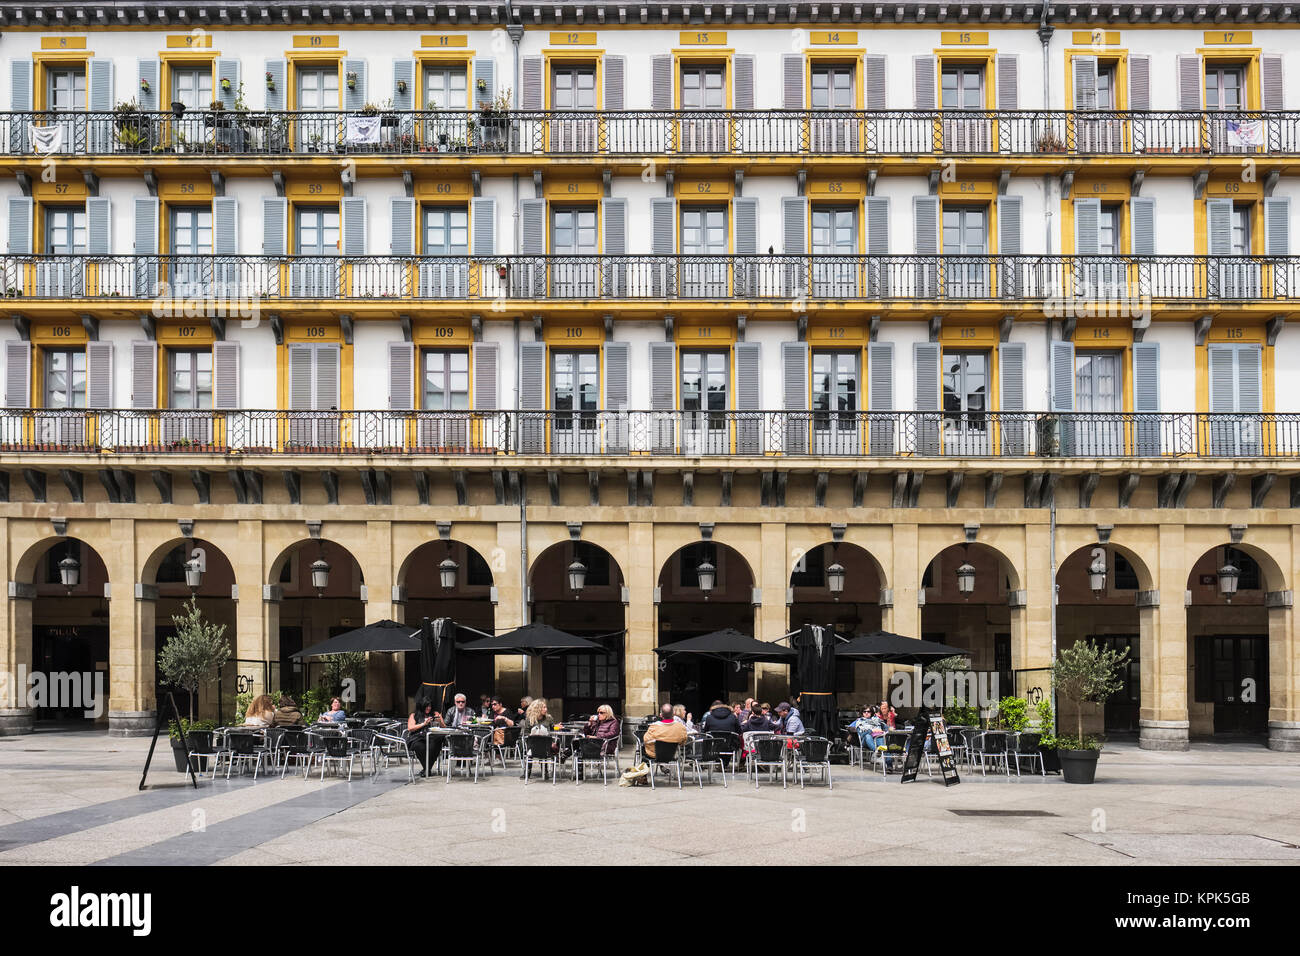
left=701, top=700, right=742, bottom=737
left=776, top=702, right=805, bottom=735
left=582, top=704, right=620, bottom=755
left=407, top=697, right=444, bottom=777
left=489, top=696, right=515, bottom=747
left=271, top=695, right=303, bottom=727
left=318, top=697, right=347, bottom=724
left=243, top=694, right=275, bottom=727
left=442, top=693, right=475, bottom=728
left=643, top=703, right=689, bottom=760
left=848, top=706, right=889, bottom=765
left=742, top=704, right=775, bottom=734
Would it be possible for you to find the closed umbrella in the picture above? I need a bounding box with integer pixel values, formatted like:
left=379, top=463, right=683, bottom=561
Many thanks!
left=291, top=619, right=420, bottom=658
left=418, top=617, right=458, bottom=713
left=793, top=624, right=837, bottom=739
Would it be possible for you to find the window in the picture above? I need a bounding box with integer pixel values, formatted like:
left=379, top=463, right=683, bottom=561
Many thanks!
left=296, top=66, right=340, bottom=110
left=679, top=542, right=718, bottom=588
left=550, top=207, right=597, bottom=255
left=942, top=206, right=987, bottom=255
left=1095, top=64, right=1117, bottom=110
left=466, top=547, right=492, bottom=586
left=552, top=66, right=597, bottom=109
left=791, top=545, right=826, bottom=587
left=295, top=207, right=339, bottom=255
left=170, top=66, right=213, bottom=112
left=812, top=207, right=857, bottom=255
left=45, top=207, right=86, bottom=255
left=46, top=66, right=86, bottom=112
left=1114, top=553, right=1139, bottom=590
left=681, top=351, right=728, bottom=415
left=1205, top=65, right=1245, bottom=112
left=1224, top=547, right=1261, bottom=591
left=572, top=542, right=610, bottom=587
left=551, top=351, right=598, bottom=429
left=170, top=207, right=213, bottom=255
left=941, top=66, right=983, bottom=110
left=1231, top=204, right=1251, bottom=255
left=681, top=207, right=727, bottom=254
left=170, top=350, right=213, bottom=409
left=45, top=349, right=86, bottom=409
left=422, top=349, right=469, bottom=411
left=1098, top=205, right=1121, bottom=256
left=424, top=66, right=467, bottom=109
left=681, top=64, right=725, bottom=109
left=812, top=351, right=859, bottom=424
left=422, top=207, right=468, bottom=256
left=942, top=351, right=988, bottom=427
left=811, top=64, right=855, bottom=109
left=1075, top=351, right=1120, bottom=414
left=564, top=651, right=620, bottom=700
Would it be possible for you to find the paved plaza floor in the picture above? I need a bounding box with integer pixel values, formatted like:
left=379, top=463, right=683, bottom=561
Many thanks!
left=1, top=730, right=1298, bottom=866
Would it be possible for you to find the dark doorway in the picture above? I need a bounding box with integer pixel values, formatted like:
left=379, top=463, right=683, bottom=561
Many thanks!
left=279, top=626, right=304, bottom=696
left=1197, top=635, right=1268, bottom=734
left=1092, top=634, right=1140, bottom=732
left=994, top=633, right=1012, bottom=700
left=32, top=624, right=108, bottom=721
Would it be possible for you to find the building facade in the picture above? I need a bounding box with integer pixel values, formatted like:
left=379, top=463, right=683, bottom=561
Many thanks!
left=0, top=0, right=1297, bottom=750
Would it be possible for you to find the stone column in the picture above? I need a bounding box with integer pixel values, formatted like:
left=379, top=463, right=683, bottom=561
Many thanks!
left=1140, top=524, right=1189, bottom=751
left=493, top=520, right=527, bottom=703
left=754, top=522, right=788, bottom=703
left=233, top=520, right=270, bottom=710
left=361, top=521, right=396, bottom=713
left=1267, top=594, right=1299, bottom=751
left=108, top=519, right=155, bottom=737
left=623, top=520, right=657, bottom=718
left=883, top=523, right=921, bottom=709
left=0, top=577, right=35, bottom=736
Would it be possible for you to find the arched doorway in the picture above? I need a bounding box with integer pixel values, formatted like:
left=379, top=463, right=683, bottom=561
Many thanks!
left=22, top=537, right=111, bottom=729
left=920, top=542, right=1022, bottom=704
left=143, top=537, right=237, bottom=724
left=398, top=540, right=497, bottom=711
left=788, top=541, right=884, bottom=707
left=1056, top=543, right=1151, bottom=735
left=529, top=539, right=626, bottom=718
left=270, top=538, right=366, bottom=709
left=657, top=540, right=755, bottom=718
left=1186, top=543, right=1281, bottom=740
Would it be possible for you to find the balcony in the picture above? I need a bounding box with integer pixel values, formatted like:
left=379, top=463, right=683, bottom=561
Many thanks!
left=4, top=108, right=1299, bottom=159
left=0, top=409, right=1295, bottom=460
left=2, top=253, right=1294, bottom=306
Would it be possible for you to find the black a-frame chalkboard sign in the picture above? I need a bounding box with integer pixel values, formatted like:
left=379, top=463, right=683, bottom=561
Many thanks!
left=900, top=711, right=961, bottom=787
left=139, top=691, right=199, bottom=790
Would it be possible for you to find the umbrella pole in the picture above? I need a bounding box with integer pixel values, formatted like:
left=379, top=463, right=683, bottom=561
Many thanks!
left=527, top=653, right=543, bottom=708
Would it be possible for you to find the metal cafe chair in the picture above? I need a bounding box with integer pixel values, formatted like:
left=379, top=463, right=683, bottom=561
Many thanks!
left=646, top=739, right=683, bottom=790
left=274, top=730, right=311, bottom=776
left=523, top=734, right=560, bottom=784
left=444, top=732, right=484, bottom=783
left=750, top=736, right=788, bottom=789
left=490, top=725, right=522, bottom=770
left=184, top=730, right=219, bottom=776
left=1010, top=731, right=1046, bottom=777
left=684, top=735, right=728, bottom=788
left=975, top=730, right=1010, bottom=776
left=709, top=731, right=741, bottom=780
left=794, top=736, right=833, bottom=789
left=370, top=729, right=416, bottom=781
left=224, top=731, right=272, bottom=780
left=574, top=736, right=619, bottom=786
left=315, top=733, right=364, bottom=781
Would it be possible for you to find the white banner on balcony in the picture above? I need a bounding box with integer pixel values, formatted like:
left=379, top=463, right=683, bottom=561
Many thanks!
left=28, top=123, right=63, bottom=154
left=344, top=115, right=381, bottom=145
left=1227, top=119, right=1264, bottom=148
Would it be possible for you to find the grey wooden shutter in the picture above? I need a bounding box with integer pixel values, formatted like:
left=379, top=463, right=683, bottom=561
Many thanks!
left=1130, top=197, right=1156, bottom=256
left=86, top=198, right=111, bottom=256
left=10, top=60, right=32, bottom=110
left=996, top=56, right=1019, bottom=110
left=1238, top=345, right=1263, bottom=415
left=781, top=197, right=807, bottom=297
left=341, top=197, right=366, bottom=257
left=781, top=341, right=808, bottom=454
left=650, top=197, right=676, bottom=297
left=865, top=55, right=887, bottom=110
left=216, top=58, right=239, bottom=108
left=7, top=197, right=32, bottom=254
left=390, top=197, right=415, bottom=256
left=913, top=195, right=939, bottom=297
left=1073, top=55, right=1098, bottom=110
left=213, top=341, right=241, bottom=410
left=265, top=59, right=287, bottom=110
left=1050, top=340, right=1075, bottom=412
left=1262, top=56, right=1285, bottom=111
left=865, top=195, right=889, bottom=296
left=1207, top=197, right=1233, bottom=255
left=212, top=197, right=238, bottom=255
left=518, top=341, right=547, bottom=452
left=604, top=341, right=630, bottom=451
left=997, top=194, right=1022, bottom=297
left=474, top=57, right=497, bottom=108
left=734, top=55, right=755, bottom=110
left=1074, top=198, right=1100, bottom=254
left=735, top=341, right=762, bottom=454
left=1178, top=55, right=1202, bottom=110
left=782, top=55, right=804, bottom=109
left=913, top=342, right=941, bottom=454
left=1208, top=344, right=1234, bottom=413
left=1132, top=341, right=1160, bottom=455
left=998, top=341, right=1026, bottom=454
left=130, top=340, right=157, bottom=409
left=1128, top=56, right=1150, bottom=112
left=521, top=57, right=543, bottom=110
left=602, top=198, right=627, bottom=296
left=732, top=197, right=757, bottom=255
left=470, top=197, right=496, bottom=256
left=388, top=341, right=414, bottom=410
left=316, top=344, right=340, bottom=411
left=649, top=341, right=676, bottom=452
left=913, top=55, right=936, bottom=110
left=520, top=198, right=546, bottom=253
left=87, top=58, right=115, bottom=152
left=1265, top=197, right=1290, bottom=256
left=288, top=344, right=314, bottom=410
left=86, top=341, right=114, bottom=408
left=651, top=56, right=673, bottom=110
left=343, top=58, right=367, bottom=111
left=603, top=55, right=626, bottom=110
left=473, top=343, right=499, bottom=409
left=134, top=197, right=159, bottom=295
left=4, top=341, right=31, bottom=407
left=867, top=342, right=894, bottom=454
left=262, top=197, right=287, bottom=255
left=394, top=59, right=417, bottom=111
left=137, top=59, right=160, bottom=111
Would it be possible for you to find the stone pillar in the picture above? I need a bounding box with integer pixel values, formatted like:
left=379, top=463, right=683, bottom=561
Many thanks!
left=108, top=519, right=155, bottom=737
left=493, top=520, right=527, bottom=703
left=883, top=523, right=921, bottom=709
left=1021, top=522, right=1054, bottom=673
left=1267, top=596, right=1299, bottom=751
left=0, top=579, right=35, bottom=736
left=361, top=521, right=396, bottom=713
left=623, top=521, right=657, bottom=718
left=754, top=522, right=788, bottom=703
left=1140, top=525, right=1189, bottom=751
left=234, top=520, right=270, bottom=706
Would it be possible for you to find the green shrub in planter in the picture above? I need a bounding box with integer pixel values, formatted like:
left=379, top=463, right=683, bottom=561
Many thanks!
left=1051, top=641, right=1130, bottom=783
left=996, top=695, right=1030, bottom=732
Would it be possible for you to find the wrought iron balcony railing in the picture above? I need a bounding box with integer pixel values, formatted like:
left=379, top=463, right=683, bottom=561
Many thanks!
left=2, top=253, right=1293, bottom=304
left=0, top=409, right=1293, bottom=460
left=4, top=108, right=1298, bottom=158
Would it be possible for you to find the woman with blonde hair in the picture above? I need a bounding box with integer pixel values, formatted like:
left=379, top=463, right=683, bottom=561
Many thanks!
left=582, top=704, right=620, bottom=755
left=243, top=694, right=275, bottom=727
left=521, top=697, right=552, bottom=736
left=672, top=703, right=696, bottom=733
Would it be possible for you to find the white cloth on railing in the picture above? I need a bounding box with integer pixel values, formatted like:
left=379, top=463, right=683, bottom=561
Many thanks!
left=29, top=123, right=64, bottom=154
left=1226, top=119, right=1264, bottom=148
left=344, top=115, right=382, bottom=145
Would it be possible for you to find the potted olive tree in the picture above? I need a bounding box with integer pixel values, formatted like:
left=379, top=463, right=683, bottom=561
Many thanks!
left=157, top=597, right=231, bottom=771
left=1051, top=640, right=1130, bottom=784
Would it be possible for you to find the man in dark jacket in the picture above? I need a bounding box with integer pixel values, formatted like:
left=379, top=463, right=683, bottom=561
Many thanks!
left=701, top=700, right=741, bottom=736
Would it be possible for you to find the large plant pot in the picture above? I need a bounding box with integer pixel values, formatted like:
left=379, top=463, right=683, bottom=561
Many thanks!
left=1059, top=748, right=1099, bottom=784
left=1039, top=747, right=1061, bottom=773
left=170, top=738, right=190, bottom=772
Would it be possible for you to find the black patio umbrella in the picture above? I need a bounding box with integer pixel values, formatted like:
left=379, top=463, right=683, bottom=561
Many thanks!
left=291, top=619, right=420, bottom=658
left=653, top=628, right=796, bottom=665
left=792, top=624, right=837, bottom=739
left=835, top=630, right=966, bottom=665
left=457, top=621, right=602, bottom=657
left=418, top=617, right=458, bottom=713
